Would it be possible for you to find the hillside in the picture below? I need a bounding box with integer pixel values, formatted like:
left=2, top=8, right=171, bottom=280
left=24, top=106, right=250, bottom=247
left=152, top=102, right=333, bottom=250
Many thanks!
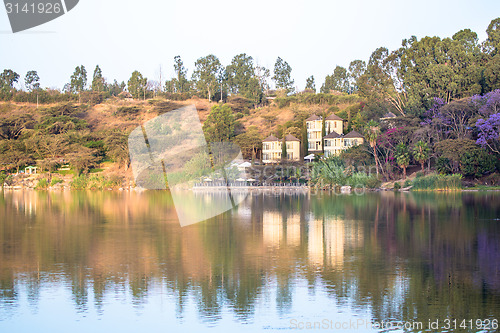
left=0, top=95, right=365, bottom=188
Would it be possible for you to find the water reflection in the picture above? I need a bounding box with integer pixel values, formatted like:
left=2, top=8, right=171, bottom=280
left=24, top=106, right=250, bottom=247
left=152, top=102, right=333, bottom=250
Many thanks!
left=0, top=190, right=499, bottom=331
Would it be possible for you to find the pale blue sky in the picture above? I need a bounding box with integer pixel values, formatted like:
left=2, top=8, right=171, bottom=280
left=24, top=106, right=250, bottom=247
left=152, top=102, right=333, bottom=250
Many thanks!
left=0, top=0, right=499, bottom=91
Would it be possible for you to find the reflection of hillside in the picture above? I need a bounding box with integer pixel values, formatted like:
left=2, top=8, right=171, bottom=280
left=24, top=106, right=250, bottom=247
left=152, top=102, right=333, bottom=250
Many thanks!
left=0, top=191, right=499, bottom=326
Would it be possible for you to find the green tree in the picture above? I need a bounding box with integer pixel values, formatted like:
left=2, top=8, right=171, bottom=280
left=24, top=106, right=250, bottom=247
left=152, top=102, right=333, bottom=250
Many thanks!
left=486, top=17, right=500, bottom=54
left=104, top=131, right=130, bottom=170
left=66, top=147, right=99, bottom=175
left=127, top=70, right=147, bottom=99
left=91, top=65, right=105, bottom=92
left=272, top=57, right=294, bottom=93
left=348, top=60, right=366, bottom=93
left=396, top=142, right=410, bottom=178
left=192, top=54, right=222, bottom=101
left=398, top=34, right=482, bottom=111
left=255, top=64, right=270, bottom=93
left=24, top=70, right=40, bottom=92
left=460, top=148, right=497, bottom=178
left=321, top=66, right=349, bottom=93
left=0, top=69, right=19, bottom=91
left=412, top=140, right=430, bottom=172
left=70, top=65, right=87, bottom=93
left=364, top=120, right=380, bottom=177
left=281, top=136, right=287, bottom=163
left=108, top=80, right=125, bottom=96
left=226, top=53, right=254, bottom=95
left=233, top=126, right=262, bottom=160
left=358, top=47, right=407, bottom=116
left=305, top=75, right=316, bottom=92
left=173, top=55, right=189, bottom=93
left=302, top=124, right=308, bottom=158
left=202, top=104, right=235, bottom=143
left=484, top=54, right=500, bottom=91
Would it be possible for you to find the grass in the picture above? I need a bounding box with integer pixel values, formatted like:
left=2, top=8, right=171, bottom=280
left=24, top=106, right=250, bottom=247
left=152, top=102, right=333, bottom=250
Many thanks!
left=411, top=173, right=463, bottom=191
left=35, top=178, right=49, bottom=189
left=54, top=170, right=74, bottom=176
left=70, top=174, right=122, bottom=190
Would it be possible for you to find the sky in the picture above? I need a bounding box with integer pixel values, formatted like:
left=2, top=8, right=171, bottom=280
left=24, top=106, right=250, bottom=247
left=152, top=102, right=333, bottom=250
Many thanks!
left=0, top=0, right=499, bottom=91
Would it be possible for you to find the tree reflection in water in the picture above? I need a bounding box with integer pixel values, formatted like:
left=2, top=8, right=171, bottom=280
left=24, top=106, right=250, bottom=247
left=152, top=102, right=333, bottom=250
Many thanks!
left=0, top=190, right=498, bottom=330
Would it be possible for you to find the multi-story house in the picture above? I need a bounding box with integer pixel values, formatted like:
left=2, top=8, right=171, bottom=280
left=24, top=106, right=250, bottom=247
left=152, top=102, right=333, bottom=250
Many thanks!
left=306, top=114, right=345, bottom=152
left=262, top=134, right=301, bottom=163
left=305, top=115, right=323, bottom=152
left=324, top=130, right=364, bottom=157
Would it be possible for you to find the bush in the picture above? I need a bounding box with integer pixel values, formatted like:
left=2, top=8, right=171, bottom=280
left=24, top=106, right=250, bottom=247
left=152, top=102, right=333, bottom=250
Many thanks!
left=4, top=175, right=13, bottom=186
left=366, top=177, right=381, bottom=189
left=403, top=179, right=412, bottom=187
left=35, top=178, right=49, bottom=189
left=460, top=149, right=497, bottom=178
left=116, top=106, right=140, bottom=116
left=0, top=172, right=7, bottom=186
left=70, top=175, right=88, bottom=190
left=412, top=173, right=463, bottom=190
left=50, top=178, right=63, bottom=186
left=393, top=182, right=401, bottom=191
left=436, top=157, right=452, bottom=174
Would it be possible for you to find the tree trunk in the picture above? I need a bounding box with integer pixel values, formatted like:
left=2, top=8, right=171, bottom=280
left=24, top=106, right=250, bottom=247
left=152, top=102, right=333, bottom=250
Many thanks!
left=373, top=145, right=379, bottom=177
left=403, top=166, right=407, bottom=179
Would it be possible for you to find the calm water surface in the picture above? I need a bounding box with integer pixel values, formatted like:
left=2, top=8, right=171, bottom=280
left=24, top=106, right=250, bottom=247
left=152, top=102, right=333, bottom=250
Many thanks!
left=0, top=190, right=499, bottom=332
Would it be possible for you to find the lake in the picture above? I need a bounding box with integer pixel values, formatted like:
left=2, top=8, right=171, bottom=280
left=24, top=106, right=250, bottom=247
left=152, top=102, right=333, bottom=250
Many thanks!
left=0, top=190, right=499, bottom=332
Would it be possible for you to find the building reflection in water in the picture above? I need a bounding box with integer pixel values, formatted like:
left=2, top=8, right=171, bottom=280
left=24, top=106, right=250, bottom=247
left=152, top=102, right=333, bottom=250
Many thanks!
left=0, top=190, right=499, bottom=329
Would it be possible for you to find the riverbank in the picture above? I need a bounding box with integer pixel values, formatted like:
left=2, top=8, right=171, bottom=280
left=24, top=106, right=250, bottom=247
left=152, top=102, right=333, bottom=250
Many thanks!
left=2, top=170, right=500, bottom=192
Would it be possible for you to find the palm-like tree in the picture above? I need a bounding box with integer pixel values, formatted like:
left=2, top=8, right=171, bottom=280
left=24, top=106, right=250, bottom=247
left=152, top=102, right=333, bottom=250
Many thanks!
left=413, top=140, right=430, bottom=172
left=396, top=142, right=410, bottom=178
left=364, top=120, right=380, bottom=176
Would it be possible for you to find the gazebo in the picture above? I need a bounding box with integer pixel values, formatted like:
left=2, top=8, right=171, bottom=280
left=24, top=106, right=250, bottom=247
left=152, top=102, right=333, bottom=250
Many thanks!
left=25, top=166, right=38, bottom=175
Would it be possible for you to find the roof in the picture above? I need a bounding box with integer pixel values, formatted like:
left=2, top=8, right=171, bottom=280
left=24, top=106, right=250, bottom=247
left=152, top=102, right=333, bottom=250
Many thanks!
left=344, top=130, right=364, bottom=139
left=305, top=114, right=321, bottom=121
left=284, top=134, right=300, bottom=142
left=323, top=132, right=341, bottom=139
left=304, top=154, right=315, bottom=160
left=262, top=135, right=279, bottom=142
left=326, top=114, right=344, bottom=121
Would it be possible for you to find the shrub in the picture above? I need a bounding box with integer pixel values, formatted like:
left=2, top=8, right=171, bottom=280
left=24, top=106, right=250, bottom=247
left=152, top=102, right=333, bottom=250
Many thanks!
left=403, top=179, right=412, bottom=187
left=393, top=182, right=401, bottom=191
left=436, top=157, right=452, bottom=174
left=0, top=172, right=7, bottom=186
left=116, top=106, right=140, bottom=116
left=4, top=175, right=13, bottom=186
left=366, top=177, right=381, bottom=189
left=460, top=149, right=497, bottom=178
left=50, top=178, right=63, bottom=186
left=35, top=178, right=49, bottom=189
left=70, top=175, right=88, bottom=190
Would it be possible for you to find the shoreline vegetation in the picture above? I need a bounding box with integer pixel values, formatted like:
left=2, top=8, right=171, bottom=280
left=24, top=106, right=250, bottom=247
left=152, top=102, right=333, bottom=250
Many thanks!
left=1, top=18, right=499, bottom=193
left=1, top=169, right=499, bottom=192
